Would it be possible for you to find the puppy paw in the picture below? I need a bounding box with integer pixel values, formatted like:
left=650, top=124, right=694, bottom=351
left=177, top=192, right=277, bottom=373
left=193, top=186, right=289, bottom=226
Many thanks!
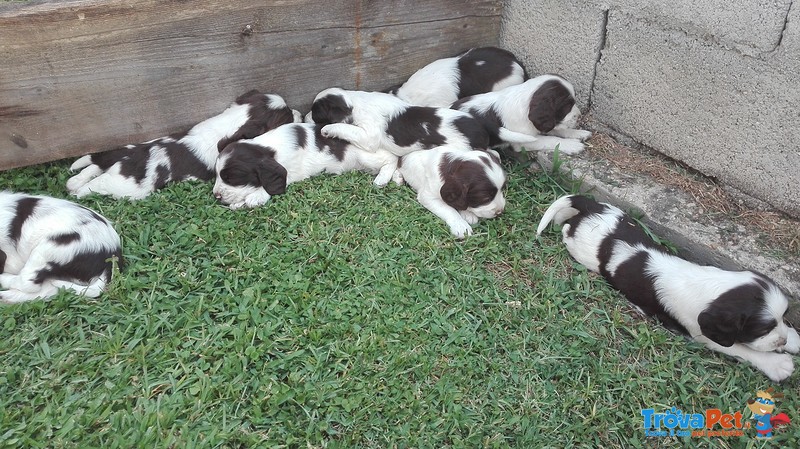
left=448, top=222, right=473, bottom=239
left=756, top=352, right=795, bottom=382
left=573, top=129, right=593, bottom=141
left=66, top=168, right=101, bottom=194
left=555, top=140, right=585, bottom=155
left=320, top=124, right=334, bottom=138
left=783, top=327, right=800, bottom=353
left=372, top=172, right=392, bottom=187
left=460, top=210, right=480, bottom=225
left=391, top=171, right=405, bottom=185
left=0, top=289, right=43, bottom=304
left=0, top=273, right=16, bottom=289
left=242, top=191, right=271, bottom=209
left=68, top=155, right=93, bottom=172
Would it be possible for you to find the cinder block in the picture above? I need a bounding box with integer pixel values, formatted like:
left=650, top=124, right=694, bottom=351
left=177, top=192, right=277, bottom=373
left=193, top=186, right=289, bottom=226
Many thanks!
left=611, top=0, right=790, bottom=56
left=774, top=2, right=800, bottom=71
left=500, top=0, right=606, bottom=109
left=592, top=10, right=800, bottom=217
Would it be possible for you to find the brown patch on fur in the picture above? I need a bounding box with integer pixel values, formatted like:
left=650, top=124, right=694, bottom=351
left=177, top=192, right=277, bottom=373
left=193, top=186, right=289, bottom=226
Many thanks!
left=439, top=154, right=498, bottom=210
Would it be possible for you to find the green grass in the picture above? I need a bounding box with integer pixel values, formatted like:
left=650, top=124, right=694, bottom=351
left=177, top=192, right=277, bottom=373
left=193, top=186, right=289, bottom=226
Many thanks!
left=0, top=159, right=797, bottom=448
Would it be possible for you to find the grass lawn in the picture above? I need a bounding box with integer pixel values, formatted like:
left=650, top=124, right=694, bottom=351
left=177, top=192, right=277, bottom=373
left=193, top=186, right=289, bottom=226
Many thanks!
left=0, top=157, right=796, bottom=448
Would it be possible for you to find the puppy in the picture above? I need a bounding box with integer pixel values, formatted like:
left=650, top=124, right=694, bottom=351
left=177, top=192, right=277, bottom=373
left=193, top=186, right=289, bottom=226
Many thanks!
left=452, top=75, right=592, bottom=154
left=306, top=88, right=490, bottom=156
left=384, top=46, right=528, bottom=107
left=392, top=146, right=506, bottom=238
left=67, top=90, right=300, bottom=199
left=0, top=191, right=122, bottom=303
left=213, top=123, right=398, bottom=209
left=536, top=194, right=800, bottom=382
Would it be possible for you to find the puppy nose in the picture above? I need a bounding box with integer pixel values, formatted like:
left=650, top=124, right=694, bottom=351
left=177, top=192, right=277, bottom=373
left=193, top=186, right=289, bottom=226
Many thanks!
left=495, top=207, right=504, bottom=216
left=213, top=192, right=222, bottom=201
left=777, top=337, right=787, bottom=347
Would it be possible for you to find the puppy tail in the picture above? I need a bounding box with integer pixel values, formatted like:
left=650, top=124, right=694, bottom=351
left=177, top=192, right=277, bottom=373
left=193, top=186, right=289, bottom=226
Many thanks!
left=536, top=194, right=580, bottom=236
left=69, top=155, right=93, bottom=171
left=291, top=109, right=304, bottom=123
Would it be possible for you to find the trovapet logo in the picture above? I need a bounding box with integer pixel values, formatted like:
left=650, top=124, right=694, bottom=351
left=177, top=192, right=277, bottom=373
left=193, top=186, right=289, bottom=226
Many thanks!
left=745, top=388, right=791, bottom=440
left=641, top=387, right=792, bottom=440
left=641, top=407, right=748, bottom=438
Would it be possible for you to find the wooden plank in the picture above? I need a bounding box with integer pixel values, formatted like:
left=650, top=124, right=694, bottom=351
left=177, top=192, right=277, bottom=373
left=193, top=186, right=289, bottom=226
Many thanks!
left=0, top=0, right=501, bottom=170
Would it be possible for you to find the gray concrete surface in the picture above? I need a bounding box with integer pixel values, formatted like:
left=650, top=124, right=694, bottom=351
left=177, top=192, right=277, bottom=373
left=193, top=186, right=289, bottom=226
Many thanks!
left=500, top=0, right=800, bottom=219
left=500, top=0, right=604, bottom=110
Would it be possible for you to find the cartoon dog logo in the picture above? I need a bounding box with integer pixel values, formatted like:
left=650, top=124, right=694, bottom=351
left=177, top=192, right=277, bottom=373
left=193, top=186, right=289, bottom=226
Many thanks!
left=746, top=388, right=791, bottom=439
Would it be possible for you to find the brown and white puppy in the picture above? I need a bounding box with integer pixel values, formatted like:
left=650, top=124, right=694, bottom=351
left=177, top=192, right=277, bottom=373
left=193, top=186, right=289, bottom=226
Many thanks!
left=452, top=74, right=591, bottom=154
left=392, top=147, right=506, bottom=238
left=384, top=46, right=528, bottom=107
left=305, top=88, right=490, bottom=156
left=537, top=194, right=800, bottom=382
left=1, top=191, right=122, bottom=303
left=67, top=90, right=301, bottom=199
left=213, top=123, right=398, bottom=209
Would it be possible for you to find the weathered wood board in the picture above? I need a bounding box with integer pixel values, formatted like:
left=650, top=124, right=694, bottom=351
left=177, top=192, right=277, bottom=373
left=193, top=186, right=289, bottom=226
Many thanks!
left=0, top=0, right=501, bottom=170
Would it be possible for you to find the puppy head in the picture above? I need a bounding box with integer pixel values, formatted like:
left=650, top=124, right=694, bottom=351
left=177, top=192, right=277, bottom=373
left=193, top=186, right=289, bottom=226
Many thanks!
left=528, top=76, right=578, bottom=133
left=439, top=149, right=506, bottom=218
left=697, top=277, right=793, bottom=352
left=307, top=87, right=354, bottom=125
left=216, top=90, right=296, bottom=151
left=213, top=142, right=287, bottom=208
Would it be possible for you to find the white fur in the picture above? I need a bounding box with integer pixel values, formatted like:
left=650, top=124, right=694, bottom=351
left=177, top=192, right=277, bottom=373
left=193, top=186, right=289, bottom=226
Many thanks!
left=395, top=57, right=461, bottom=107
left=67, top=94, right=298, bottom=200
left=0, top=191, right=121, bottom=303
left=307, top=88, right=486, bottom=157
left=537, top=194, right=799, bottom=382
left=213, top=123, right=398, bottom=209
left=393, top=49, right=526, bottom=107
left=393, top=147, right=506, bottom=238
left=454, top=75, right=591, bottom=154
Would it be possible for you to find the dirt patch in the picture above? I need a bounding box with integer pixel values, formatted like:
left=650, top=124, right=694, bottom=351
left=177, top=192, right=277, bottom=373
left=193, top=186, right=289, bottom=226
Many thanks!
left=585, top=133, right=800, bottom=258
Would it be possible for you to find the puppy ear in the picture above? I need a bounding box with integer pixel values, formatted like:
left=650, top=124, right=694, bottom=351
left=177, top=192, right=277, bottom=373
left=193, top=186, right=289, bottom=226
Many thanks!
left=217, top=126, right=255, bottom=152
left=311, top=98, right=334, bottom=125
left=217, top=109, right=295, bottom=151
left=698, top=309, right=749, bottom=347
left=257, top=157, right=288, bottom=195
left=311, top=95, right=351, bottom=125
left=440, top=176, right=468, bottom=210
left=235, top=89, right=263, bottom=104
left=528, top=80, right=575, bottom=133
left=528, top=96, right=558, bottom=133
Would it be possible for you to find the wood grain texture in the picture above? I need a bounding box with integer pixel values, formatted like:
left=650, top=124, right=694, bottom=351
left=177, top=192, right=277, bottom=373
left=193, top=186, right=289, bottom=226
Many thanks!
left=0, top=0, right=501, bottom=170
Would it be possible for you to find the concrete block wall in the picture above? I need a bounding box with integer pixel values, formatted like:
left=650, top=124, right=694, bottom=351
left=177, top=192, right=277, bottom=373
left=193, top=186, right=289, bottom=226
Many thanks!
left=501, top=0, right=800, bottom=219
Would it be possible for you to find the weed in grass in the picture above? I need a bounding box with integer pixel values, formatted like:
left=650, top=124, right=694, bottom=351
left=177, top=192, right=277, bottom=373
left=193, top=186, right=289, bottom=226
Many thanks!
left=0, top=160, right=797, bottom=448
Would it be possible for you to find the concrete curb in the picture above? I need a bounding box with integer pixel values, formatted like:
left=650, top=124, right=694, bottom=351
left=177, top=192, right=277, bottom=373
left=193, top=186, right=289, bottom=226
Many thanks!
left=532, top=131, right=800, bottom=325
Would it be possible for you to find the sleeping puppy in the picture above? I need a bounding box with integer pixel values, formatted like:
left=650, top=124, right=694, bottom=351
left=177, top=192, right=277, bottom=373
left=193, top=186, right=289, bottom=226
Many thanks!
left=0, top=191, right=122, bottom=303
left=384, top=46, right=528, bottom=107
left=67, top=90, right=300, bottom=199
left=305, top=88, right=490, bottom=156
left=451, top=74, right=591, bottom=154
left=536, top=194, right=799, bottom=382
left=213, top=123, right=398, bottom=209
left=392, top=146, right=506, bottom=238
